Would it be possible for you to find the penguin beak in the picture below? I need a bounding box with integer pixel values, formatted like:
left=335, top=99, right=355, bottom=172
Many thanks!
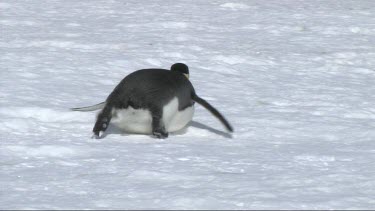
left=184, top=73, right=189, bottom=79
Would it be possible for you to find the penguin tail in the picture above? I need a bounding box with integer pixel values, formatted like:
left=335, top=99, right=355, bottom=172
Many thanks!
left=192, top=94, right=233, bottom=132
left=71, top=102, right=106, bottom=112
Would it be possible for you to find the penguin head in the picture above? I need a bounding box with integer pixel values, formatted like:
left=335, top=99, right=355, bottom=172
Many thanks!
left=171, top=63, right=189, bottom=79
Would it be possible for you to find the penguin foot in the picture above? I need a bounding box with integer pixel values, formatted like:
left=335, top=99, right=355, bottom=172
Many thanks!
left=153, top=130, right=169, bottom=139
left=91, top=134, right=101, bottom=139
left=91, top=131, right=104, bottom=139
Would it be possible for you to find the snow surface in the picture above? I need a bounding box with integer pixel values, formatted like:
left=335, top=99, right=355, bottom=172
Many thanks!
left=1, top=0, right=375, bottom=209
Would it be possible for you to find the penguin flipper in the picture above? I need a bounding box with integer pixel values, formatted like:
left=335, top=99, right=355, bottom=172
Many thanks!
left=192, top=94, right=233, bottom=132
left=71, top=102, right=106, bottom=112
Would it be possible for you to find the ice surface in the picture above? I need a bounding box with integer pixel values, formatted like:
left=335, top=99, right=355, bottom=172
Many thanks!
left=1, top=0, right=375, bottom=209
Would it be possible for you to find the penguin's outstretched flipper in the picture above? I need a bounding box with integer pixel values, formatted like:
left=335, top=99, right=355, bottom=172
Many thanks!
left=192, top=94, right=233, bottom=132
left=71, top=102, right=106, bottom=112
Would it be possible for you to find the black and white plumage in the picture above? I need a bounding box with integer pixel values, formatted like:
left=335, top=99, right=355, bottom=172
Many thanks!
left=72, top=63, right=233, bottom=139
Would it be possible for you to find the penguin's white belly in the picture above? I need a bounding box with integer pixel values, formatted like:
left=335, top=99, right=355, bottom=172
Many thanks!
left=111, top=97, right=194, bottom=134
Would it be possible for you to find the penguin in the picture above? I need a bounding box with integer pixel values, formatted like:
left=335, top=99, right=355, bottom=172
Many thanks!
left=71, top=63, right=233, bottom=139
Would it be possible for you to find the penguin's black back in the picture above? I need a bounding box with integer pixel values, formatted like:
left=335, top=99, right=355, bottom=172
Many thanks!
left=106, top=69, right=195, bottom=111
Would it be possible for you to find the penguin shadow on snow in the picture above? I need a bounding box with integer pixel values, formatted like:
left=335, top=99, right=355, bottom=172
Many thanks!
left=187, top=121, right=232, bottom=138
left=100, top=121, right=232, bottom=139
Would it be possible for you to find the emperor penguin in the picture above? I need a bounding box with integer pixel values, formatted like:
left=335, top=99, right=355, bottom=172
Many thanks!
left=72, top=63, right=233, bottom=139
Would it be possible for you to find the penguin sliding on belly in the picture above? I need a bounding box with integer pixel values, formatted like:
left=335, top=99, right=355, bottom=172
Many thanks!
left=72, top=63, right=233, bottom=139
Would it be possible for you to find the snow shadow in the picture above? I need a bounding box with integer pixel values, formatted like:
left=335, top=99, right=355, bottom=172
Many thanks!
left=101, top=121, right=232, bottom=139
left=188, top=121, right=232, bottom=138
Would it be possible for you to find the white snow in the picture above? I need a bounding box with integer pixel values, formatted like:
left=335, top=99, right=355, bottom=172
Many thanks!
left=220, top=3, right=251, bottom=10
left=1, top=0, right=375, bottom=209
